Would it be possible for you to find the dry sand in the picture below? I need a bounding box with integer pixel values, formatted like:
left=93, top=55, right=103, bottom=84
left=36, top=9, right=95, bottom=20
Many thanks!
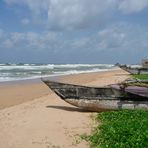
left=0, top=69, right=130, bottom=148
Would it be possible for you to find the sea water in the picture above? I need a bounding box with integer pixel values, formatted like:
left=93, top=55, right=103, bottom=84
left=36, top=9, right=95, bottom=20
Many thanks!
left=0, top=63, right=117, bottom=82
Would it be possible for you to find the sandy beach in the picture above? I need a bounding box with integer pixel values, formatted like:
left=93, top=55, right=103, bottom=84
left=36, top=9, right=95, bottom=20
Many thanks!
left=0, top=69, right=130, bottom=148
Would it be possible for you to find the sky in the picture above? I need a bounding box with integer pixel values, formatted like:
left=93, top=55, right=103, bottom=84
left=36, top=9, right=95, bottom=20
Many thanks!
left=0, top=0, right=148, bottom=64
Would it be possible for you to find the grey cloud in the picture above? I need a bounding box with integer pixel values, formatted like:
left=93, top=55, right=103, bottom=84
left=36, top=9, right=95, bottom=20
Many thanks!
left=4, top=0, right=148, bottom=30
left=47, top=0, right=116, bottom=30
left=3, top=0, right=113, bottom=30
left=118, top=0, right=148, bottom=14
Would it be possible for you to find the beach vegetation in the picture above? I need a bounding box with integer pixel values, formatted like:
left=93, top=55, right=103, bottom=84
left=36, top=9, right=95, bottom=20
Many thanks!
left=72, top=134, right=81, bottom=146
left=133, top=74, right=148, bottom=80
left=82, top=110, right=148, bottom=148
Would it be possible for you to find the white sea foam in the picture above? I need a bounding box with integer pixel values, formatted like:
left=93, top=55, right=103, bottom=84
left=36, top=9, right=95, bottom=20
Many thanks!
left=0, top=63, right=116, bottom=82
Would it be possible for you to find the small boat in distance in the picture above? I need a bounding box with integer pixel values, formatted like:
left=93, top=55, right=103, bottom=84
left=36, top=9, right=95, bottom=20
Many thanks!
left=42, top=79, right=148, bottom=111
left=116, top=62, right=148, bottom=74
left=117, top=64, right=148, bottom=74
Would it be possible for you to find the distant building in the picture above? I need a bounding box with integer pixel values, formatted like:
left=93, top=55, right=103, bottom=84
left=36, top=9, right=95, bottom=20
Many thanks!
left=142, top=59, right=148, bottom=68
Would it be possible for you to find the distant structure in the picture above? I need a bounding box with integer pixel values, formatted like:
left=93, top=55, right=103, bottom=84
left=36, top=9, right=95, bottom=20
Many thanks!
left=117, top=59, right=148, bottom=74
left=142, top=59, right=148, bottom=68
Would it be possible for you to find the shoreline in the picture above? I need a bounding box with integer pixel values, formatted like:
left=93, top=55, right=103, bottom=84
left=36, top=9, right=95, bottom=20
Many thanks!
left=0, top=67, right=120, bottom=84
left=0, top=63, right=117, bottom=83
left=0, top=69, right=130, bottom=148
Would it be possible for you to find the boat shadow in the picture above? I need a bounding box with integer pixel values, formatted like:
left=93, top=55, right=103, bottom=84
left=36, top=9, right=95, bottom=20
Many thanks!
left=46, top=105, right=93, bottom=113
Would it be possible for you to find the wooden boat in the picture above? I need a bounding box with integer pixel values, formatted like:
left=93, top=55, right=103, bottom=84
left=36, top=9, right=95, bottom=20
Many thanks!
left=42, top=79, right=148, bottom=111
left=117, top=64, right=148, bottom=74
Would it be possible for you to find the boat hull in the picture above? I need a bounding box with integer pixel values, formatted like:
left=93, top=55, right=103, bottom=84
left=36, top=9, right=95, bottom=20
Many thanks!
left=64, top=99, right=148, bottom=111
left=42, top=80, right=148, bottom=111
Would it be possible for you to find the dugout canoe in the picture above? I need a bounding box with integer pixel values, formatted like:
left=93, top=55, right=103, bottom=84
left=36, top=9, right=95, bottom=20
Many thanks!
left=42, top=79, right=148, bottom=111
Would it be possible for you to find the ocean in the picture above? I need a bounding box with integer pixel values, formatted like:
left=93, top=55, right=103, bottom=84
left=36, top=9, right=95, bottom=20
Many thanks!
left=0, top=63, right=117, bottom=82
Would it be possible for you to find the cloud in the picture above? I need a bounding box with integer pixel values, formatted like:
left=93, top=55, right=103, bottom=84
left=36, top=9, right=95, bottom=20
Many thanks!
left=47, top=0, right=117, bottom=30
left=0, top=31, right=60, bottom=51
left=4, top=0, right=148, bottom=30
left=1, top=23, right=148, bottom=52
left=3, top=0, right=117, bottom=30
left=0, top=22, right=148, bottom=63
left=97, top=26, right=126, bottom=50
left=4, top=0, right=50, bottom=15
left=21, top=18, right=30, bottom=25
left=118, top=0, right=148, bottom=14
left=97, top=23, right=148, bottom=53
